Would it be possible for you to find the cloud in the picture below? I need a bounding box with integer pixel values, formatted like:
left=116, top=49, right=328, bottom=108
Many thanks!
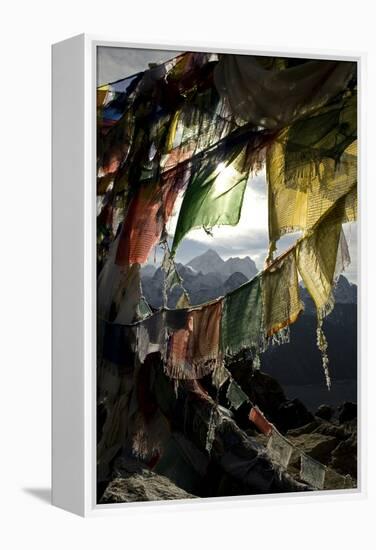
left=97, top=46, right=180, bottom=85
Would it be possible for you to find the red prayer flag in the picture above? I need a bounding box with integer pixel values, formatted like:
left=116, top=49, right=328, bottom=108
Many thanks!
left=249, top=406, right=273, bottom=436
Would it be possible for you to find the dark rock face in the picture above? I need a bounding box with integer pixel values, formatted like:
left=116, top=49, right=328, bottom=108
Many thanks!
left=333, top=275, right=357, bottom=304
left=338, top=402, right=357, bottom=423
left=229, top=367, right=287, bottom=424
left=223, top=271, right=248, bottom=294
left=276, top=399, right=314, bottom=433
left=260, top=302, right=357, bottom=386
left=315, top=404, right=334, bottom=421
left=261, top=275, right=357, bottom=388
left=330, top=433, right=357, bottom=478
left=312, top=421, right=350, bottom=441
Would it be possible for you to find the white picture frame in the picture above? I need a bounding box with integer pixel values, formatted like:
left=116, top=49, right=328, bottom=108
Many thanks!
left=52, top=34, right=365, bottom=517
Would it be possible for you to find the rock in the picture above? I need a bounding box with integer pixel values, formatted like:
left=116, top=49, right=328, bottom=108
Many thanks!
left=287, top=420, right=320, bottom=437
left=141, top=264, right=157, bottom=278
left=223, top=272, right=248, bottom=294
left=330, top=433, right=357, bottom=478
left=323, top=467, right=355, bottom=490
left=223, top=256, right=257, bottom=280
left=338, top=402, right=357, bottom=423
left=333, top=275, right=357, bottom=304
left=100, top=474, right=196, bottom=503
left=276, top=399, right=314, bottom=432
left=100, top=459, right=196, bottom=503
left=315, top=404, right=334, bottom=421
left=229, top=368, right=286, bottom=423
left=312, top=421, right=349, bottom=441
left=288, top=433, right=339, bottom=467
left=186, top=249, right=225, bottom=275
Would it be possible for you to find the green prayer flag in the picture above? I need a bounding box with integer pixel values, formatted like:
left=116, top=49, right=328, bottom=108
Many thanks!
left=221, top=274, right=262, bottom=356
left=171, top=146, right=249, bottom=253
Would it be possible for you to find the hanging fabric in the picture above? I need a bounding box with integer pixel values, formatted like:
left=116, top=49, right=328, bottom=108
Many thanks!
left=115, top=182, right=166, bottom=267
left=221, top=274, right=262, bottom=357
left=262, top=249, right=304, bottom=339
left=300, top=453, right=326, bottom=489
left=266, top=135, right=357, bottom=256
left=136, top=310, right=166, bottom=364
left=171, top=143, right=250, bottom=254
left=214, top=55, right=356, bottom=129
left=211, top=361, right=230, bottom=390
left=267, top=427, right=294, bottom=469
left=165, top=300, right=223, bottom=379
left=296, top=204, right=350, bottom=388
left=226, top=379, right=249, bottom=410
left=249, top=406, right=273, bottom=436
left=113, top=263, right=143, bottom=324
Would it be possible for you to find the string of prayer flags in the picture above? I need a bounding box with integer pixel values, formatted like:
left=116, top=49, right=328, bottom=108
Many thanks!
left=249, top=406, right=273, bottom=436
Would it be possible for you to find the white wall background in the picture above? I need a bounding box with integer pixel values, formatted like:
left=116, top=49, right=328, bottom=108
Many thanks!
left=1, top=1, right=375, bottom=548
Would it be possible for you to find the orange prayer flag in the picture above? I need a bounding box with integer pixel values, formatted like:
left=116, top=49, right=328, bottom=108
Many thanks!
left=249, top=406, right=273, bottom=436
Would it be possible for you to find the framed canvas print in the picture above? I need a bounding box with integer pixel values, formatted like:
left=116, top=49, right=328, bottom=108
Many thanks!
left=52, top=35, right=363, bottom=516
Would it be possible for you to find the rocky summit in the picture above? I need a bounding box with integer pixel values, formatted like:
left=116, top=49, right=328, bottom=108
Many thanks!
left=141, top=249, right=257, bottom=308
left=186, top=248, right=258, bottom=279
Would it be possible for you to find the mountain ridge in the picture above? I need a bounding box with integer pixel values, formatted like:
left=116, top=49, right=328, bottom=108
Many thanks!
left=141, top=250, right=356, bottom=308
left=141, top=250, right=357, bottom=385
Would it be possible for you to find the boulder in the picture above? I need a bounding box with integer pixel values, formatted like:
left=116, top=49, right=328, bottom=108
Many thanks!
left=100, top=459, right=196, bottom=503
left=338, top=402, right=357, bottom=423
left=287, top=420, right=320, bottom=437
left=315, top=404, right=334, bottom=421
left=288, top=433, right=339, bottom=467
left=276, top=399, right=314, bottom=432
left=330, top=433, right=357, bottom=478
left=312, top=420, right=349, bottom=441
left=100, top=474, right=195, bottom=503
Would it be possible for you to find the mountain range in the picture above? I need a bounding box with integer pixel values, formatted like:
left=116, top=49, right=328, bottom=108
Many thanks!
left=142, top=249, right=357, bottom=387
left=142, top=249, right=257, bottom=307
left=142, top=248, right=356, bottom=309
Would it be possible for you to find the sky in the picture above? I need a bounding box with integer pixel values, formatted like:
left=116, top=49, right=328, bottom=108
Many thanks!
left=97, top=46, right=358, bottom=284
